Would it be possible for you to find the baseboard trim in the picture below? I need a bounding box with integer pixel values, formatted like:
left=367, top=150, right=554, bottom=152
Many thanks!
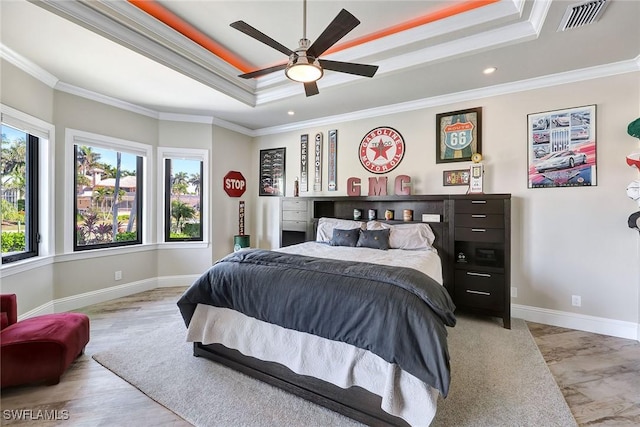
left=156, top=274, right=199, bottom=288
left=19, top=301, right=55, bottom=320
left=513, top=303, right=640, bottom=341
left=17, top=276, right=196, bottom=321
left=53, top=279, right=158, bottom=314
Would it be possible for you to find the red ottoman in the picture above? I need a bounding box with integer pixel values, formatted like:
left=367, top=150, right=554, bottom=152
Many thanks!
left=1, top=295, right=90, bottom=388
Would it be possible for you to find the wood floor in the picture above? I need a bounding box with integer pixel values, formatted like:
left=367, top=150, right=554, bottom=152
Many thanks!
left=2, top=287, right=639, bottom=426
left=528, top=322, right=640, bottom=426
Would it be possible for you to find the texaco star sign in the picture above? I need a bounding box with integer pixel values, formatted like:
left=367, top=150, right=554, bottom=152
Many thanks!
left=359, top=126, right=405, bottom=174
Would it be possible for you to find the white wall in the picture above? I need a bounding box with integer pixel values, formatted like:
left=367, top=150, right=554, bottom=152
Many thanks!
left=252, top=73, right=640, bottom=337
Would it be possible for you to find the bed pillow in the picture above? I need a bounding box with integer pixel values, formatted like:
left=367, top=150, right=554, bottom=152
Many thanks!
left=316, top=217, right=365, bottom=242
left=366, top=221, right=435, bottom=249
left=356, top=229, right=390, bottom=250
left=330, top=228, right=360, bottom=247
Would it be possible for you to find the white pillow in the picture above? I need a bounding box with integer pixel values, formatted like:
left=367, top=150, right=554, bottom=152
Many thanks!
left=316, top=217, right=365, bottom=242
left=366, top=221, right=435, bottom=250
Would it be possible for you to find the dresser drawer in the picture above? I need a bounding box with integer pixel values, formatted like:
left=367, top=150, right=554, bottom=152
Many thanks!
left=282, top=220, right=307, bottom=232
left=282, top=210, right=307, bottom=221
left=282, top=200, right=307, bottom=211
left=455, top=270, right=504, bottom=311
left=455, top=227, right=504, bottom=243
left=455, top=199, right=504, bottom=214
left=455, top=213, right=504, bottom=228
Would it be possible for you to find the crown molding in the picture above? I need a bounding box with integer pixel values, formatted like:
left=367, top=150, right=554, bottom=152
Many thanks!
left=0, top=44, right=58, bottom=88
left=55, top=82, right=160, bottom=119
left=254, top=57, right=640, bottom=136
left=156, top=113, right=255, bottom=136
left=157, top=112, right=213, bottom=125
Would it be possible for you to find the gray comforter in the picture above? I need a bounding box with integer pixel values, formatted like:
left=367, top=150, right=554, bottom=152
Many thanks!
left=177, top=249, right=456, bottom=397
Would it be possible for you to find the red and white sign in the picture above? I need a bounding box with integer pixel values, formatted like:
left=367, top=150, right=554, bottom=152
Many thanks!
left=358, top=126, right=405, bottom=174
left=224, top=171, right=246, bottom=197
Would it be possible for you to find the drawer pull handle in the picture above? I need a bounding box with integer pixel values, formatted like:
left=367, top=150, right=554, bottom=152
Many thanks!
left=467, top=272, right=491, bottom=278
left=471, top=228, right=486, bottom=232
left=466, top=290, right=491, bottom=296
left=471, top=200, right=487, bottom=204
left=471, top=214, right=487, bottom=218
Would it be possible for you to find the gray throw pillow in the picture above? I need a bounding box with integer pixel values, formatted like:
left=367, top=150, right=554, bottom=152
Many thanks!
left=356, top=229, right=390, bottom=250
left=330, top=228, right=360, bottom=247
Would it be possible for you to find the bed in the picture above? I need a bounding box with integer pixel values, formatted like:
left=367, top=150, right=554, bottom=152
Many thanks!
left=177, top=218, right=456, bottom=426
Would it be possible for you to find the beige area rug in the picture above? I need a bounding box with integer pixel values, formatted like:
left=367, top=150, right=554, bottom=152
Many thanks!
left=92, top=313, right=577, bottom=427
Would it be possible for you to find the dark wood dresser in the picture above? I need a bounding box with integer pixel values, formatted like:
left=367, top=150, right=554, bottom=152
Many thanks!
left=450, top=195, right=511, bottom=328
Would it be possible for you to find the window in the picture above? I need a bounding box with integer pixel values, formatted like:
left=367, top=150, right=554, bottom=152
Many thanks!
left=1, top=124, right=39, bottom=263
left=158, top=147, right=208, bottom=244
left=66, top=129, right=151, bottom=253
left=165, top=158, right=203, bottom=241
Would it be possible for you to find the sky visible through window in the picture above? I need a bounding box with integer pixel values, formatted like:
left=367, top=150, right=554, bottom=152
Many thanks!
left=170, top=158, right=200, bottom=176
left=2, top=125, right=24, bottom=143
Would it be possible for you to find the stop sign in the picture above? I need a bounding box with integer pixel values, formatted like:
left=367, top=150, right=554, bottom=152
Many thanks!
left=223, top=171, right=246, bottom=197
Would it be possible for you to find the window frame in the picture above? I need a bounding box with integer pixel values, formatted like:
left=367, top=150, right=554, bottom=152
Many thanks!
left=73, top=145, right=144, bottom=251
left=0, top=104, right=54, bottom=270
left=1, top=131, right=39, bottom=263
left=158, top=147, right=209, bottom=246
left=65, top=129, right=152, bottom=254
left=164, top=158, right=203, bottom=242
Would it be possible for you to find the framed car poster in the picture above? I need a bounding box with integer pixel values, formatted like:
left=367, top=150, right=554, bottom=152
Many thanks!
left=527, top=105, right=596, bottom=189
left=259, top=147, right=285, bottom=196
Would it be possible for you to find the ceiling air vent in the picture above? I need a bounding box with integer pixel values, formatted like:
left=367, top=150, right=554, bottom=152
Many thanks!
left=558, top=0, right=609, bottom=31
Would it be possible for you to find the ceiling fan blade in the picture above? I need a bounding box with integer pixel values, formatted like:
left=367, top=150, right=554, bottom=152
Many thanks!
left=238, top=63, right=288, bottom=79
left=304, top=81, right=319, bottom=97
left=319, top=59, right=378, bottom=78
left=230, top=21, right=295, bottom=57
left=307, top=9, right=360, bottom=58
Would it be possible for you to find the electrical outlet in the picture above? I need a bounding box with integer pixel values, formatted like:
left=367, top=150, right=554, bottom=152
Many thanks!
left=115, top=270, right=122, bottom=281
left=511, top=287, right=517, bottom=298
left=571, top=295, right=581, bottom=307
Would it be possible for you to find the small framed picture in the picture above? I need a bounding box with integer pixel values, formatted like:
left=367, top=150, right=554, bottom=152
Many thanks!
left=443, top=169, right=470, bottom=186
left=436, top=107, right=482, bottom=163
left=259, top=147, right=285, bottom=196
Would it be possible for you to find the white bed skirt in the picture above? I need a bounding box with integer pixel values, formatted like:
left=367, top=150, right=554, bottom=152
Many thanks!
left=187, top=304, right=439, bottom=427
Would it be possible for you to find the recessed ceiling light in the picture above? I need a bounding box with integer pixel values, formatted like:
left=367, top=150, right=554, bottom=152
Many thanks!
left=288, top=110, right=295, bottom=116
left=483, top=67, right=497, bottom=75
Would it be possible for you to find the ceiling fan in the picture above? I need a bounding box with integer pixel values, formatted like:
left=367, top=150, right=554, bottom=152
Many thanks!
left=230, top=0, right=378, bottom=97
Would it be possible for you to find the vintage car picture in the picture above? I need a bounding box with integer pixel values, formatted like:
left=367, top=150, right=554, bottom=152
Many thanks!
left=259, top=148, right=285, bottom=196
left=527, top=105, right=596, bottom=189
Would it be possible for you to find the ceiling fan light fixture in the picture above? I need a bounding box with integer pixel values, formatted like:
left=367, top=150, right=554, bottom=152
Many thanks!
left=285, top=55, right=323, bottom=83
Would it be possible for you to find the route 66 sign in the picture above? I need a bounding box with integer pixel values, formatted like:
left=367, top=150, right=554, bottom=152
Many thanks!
left=436, top=107, right=482, bottom=163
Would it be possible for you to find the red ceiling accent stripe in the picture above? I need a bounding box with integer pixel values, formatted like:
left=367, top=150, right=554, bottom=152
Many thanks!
left=324, top=0, right=500, bottom=55
left=128, top=0, right=254, bottom=73
left=129, top=0, right=499, bottom=73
